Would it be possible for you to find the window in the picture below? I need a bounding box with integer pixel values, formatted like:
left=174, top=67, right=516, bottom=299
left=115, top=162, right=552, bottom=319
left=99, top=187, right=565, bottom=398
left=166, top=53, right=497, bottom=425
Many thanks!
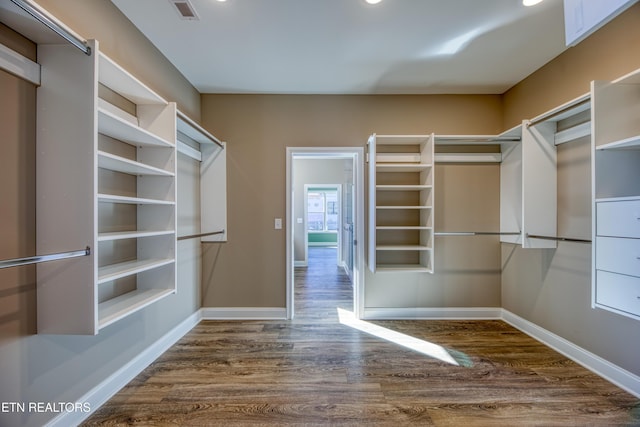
left=307, top=189, right=338, bottom=231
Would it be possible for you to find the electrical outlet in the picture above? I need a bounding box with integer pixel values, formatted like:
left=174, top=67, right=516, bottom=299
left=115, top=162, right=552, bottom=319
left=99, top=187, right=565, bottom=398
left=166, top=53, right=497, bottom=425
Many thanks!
left=275, top=218, right=282, bottom=229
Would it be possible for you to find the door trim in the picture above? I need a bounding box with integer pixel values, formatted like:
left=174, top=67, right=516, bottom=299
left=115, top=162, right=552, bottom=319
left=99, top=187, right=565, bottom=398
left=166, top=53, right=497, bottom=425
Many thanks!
left=286, top=147, right=365, bottom=320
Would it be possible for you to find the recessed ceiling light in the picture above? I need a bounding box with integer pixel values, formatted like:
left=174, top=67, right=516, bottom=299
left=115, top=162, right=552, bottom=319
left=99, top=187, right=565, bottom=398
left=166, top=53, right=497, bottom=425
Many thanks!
left=365, top=0, right=383, bottom=4
left=523, top=0, right=544, bottom=6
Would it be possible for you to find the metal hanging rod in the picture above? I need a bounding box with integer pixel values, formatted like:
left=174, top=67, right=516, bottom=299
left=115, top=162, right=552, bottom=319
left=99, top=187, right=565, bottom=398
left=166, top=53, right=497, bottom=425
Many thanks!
left=527, top=97, right=590, bottom=127
left=0, top=246, right=91, bottom=270
left=177, top=230, right=225, bottom=241
left=435, top=231, right=521, bottom=236
left=526, top=234, right=592, bottom=243
left=177, top=111, right=224, bottom=149
left=10, top=0, right=92, bottom=56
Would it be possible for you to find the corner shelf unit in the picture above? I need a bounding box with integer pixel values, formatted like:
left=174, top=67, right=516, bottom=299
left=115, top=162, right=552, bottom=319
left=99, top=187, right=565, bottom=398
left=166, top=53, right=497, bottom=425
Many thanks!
left=592, top=69, right=640, bottom=320
left=36, top=40, right=177, bottom=335
left=368, top=134, right=434, bottom=273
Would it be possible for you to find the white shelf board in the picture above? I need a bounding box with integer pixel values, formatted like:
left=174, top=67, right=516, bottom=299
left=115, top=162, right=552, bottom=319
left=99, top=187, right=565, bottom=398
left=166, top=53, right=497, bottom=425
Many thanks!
left=98, top=258, right=175, bottom=284
left=376, top=205, right=432, bottom=210
left=98, top=52, right=167, bottom=105
left=98, top=151, right=174, bottom=176
left=595, top=195, right=640, bottom=203
left=376, top=264, right=433, bottom=273
left=97, top=230, right=175, bottom=241
left=98, top=108, right=173, bottom=148
left=376, top=153, right=422, bottom=163
left=98, top=288, right=174, bottom=329
left=434, top=135, right=519, bottom=145
left=374, top=135, right=430, bottom=145
left=376, top=163, right=432, bottom=172
left=376, top=245, right=432, bottom=251
left=596, top=135, right=640, bottom=150
left=98, top=194, right=175, bottom=205
left=376, top=185, right=432, bottom=191
left=435, top=153, right=502, bottom=163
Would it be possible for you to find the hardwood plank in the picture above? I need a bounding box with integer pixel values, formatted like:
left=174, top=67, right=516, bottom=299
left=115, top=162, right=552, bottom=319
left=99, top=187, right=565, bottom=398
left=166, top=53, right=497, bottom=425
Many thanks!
left=82, top=247, right=640, bottom=426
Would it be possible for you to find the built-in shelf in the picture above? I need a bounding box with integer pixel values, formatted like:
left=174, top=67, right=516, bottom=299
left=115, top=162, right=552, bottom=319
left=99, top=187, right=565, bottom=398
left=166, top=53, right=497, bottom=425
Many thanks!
left=596, top=135, right=640, bottom=150
left=98, top=288, right=174, bottom=329
left=97, top=258, right=175, bottom=284
left=98, top=108, right=173, bottom=148
left=376, top=264, right=433, bottom=272
left=97, top=194, right=175, bottom=205
left=36, top=40, right=178, bottom=335
left=376, top=185, right=433, bottom=191
left=97, top=230, right=175, bottom=242
left=368, top=133, right=434, bottom=273
left=376, top=164, right=432, bottom=172
left=98, top=151, right=174, bottom=176
left=376, top=205, right=432, bottom=210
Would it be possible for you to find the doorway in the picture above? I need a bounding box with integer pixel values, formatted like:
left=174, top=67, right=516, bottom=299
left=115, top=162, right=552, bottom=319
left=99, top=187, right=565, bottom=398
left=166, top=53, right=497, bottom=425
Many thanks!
left=286, top=147, right=365, bottom=320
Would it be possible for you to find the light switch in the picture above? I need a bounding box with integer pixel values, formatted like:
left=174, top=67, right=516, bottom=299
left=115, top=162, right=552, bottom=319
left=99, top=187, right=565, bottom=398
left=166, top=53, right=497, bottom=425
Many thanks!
left=275, top=218, right=282, bottom=229
left=297, top=218, right=303, bottom=224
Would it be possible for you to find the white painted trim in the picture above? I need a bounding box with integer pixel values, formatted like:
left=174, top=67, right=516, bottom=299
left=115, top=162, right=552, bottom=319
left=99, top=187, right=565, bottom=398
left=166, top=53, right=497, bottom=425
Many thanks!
left=363, top=307, right=502, bottom=320
left=435, top=153, right=502, bottom=163
left=201, top=307, right=287, bottom=320
left=286, top=147, right=365, bottom=320
left=294, top=260, right=307, bottom=267
left=0, top=43, right=40, bottom=85
left=502, top=309, right=640, bottom=399
left=46, top=310, right=202, bottom=427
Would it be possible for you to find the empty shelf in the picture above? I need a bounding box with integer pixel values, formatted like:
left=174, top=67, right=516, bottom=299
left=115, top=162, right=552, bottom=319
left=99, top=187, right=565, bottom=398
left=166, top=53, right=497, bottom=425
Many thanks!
left=376, top=205, right=432, bottom=210
left=98, top=230, right=175, bottom=241
left=376, top=264, right=433, bottom=273
left=98, top=151, right=174, bottom=176
left=376, top=163, right=432, bottom=172
left=596, top=135, right=640, bottom=150
left=98, top=108, right=173, bottom=148
left=98, top=288, right=174, bottom=329
left=98, top=258, right=175, bottom=284
left=376, top=245, right=432, bottom=251
left=98, top=53, right=167, bottom=105
left=98, top=194, right=175, bottom=205
left=377, top=226, right=432, bottom=230
left=377, top=185, right=432, bottom=191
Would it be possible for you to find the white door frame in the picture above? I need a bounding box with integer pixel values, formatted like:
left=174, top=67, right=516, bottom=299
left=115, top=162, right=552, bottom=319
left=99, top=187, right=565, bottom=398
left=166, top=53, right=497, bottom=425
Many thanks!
left=286, top=147, right=365, bottom=320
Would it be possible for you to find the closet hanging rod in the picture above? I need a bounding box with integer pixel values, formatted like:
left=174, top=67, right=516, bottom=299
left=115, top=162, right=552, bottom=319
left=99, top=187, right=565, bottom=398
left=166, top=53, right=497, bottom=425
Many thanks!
left=177, top=230, right=225, bottom=241
left=0, top=246, right=91, bottom=270
left=10, top=0, right=91, bottom=55
left=526, top=234, right=591, bottom=243
left=177, top=111, right=224, bottom=149
left=527, top=98, right=590, bottom=127
left=435, top=231, right=520, bottom=236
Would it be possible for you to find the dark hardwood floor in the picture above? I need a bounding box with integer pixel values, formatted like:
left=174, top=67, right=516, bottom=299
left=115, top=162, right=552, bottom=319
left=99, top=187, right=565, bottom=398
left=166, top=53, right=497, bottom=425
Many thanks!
left=83, top=247, right=640, bottom=426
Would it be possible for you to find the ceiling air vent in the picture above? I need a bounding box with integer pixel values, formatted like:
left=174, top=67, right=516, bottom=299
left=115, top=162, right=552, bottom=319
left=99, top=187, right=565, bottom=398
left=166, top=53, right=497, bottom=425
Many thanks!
left=169, top=0, right=200, bottom=20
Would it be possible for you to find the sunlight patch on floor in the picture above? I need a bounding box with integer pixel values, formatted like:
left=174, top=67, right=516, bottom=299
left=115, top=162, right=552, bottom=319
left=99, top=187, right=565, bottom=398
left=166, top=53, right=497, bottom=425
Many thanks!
left=337, top=308, right=462, bottom=366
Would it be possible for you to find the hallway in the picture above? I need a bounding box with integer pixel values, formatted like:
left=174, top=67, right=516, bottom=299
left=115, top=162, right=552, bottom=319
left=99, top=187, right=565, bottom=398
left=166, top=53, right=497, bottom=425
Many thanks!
left=83, top=249, right=640, bottom=426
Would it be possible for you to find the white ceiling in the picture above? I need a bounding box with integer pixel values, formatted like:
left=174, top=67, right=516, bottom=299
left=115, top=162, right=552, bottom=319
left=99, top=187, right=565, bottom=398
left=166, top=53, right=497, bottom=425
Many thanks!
left=110, top=0, right=567, bottom=95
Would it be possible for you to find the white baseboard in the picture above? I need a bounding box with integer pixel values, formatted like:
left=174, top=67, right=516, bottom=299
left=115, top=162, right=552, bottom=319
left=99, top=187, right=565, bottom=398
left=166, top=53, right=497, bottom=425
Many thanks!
left=201, top=307, right=287, bottom=320
left=502, top=309, right=640, bottom=398
left=363, top=307, right=503, bottom=320
left=46, top=310, right=202, bottom=427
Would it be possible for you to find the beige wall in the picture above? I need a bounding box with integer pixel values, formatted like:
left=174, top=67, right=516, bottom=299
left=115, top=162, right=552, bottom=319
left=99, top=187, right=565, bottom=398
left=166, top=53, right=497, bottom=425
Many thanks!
left=200, top=94, right=503, bottom=308
left=501, top=4, right=640, bottom=377
left=0, top=2, right=203, bottom=426
left=37, top=0, right=201, bottom=120
left=503, top=2, right=640, bottom=129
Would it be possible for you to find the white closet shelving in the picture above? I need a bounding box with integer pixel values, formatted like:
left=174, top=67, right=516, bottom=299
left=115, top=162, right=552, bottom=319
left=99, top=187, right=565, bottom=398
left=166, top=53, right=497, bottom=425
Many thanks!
left=36, top=39, right=177, bottom=335
left=368, top=134, right=434, bottom=273
left=592, top=69, right=640, bottom=320
left=176, top=111, right=227, bottom=242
